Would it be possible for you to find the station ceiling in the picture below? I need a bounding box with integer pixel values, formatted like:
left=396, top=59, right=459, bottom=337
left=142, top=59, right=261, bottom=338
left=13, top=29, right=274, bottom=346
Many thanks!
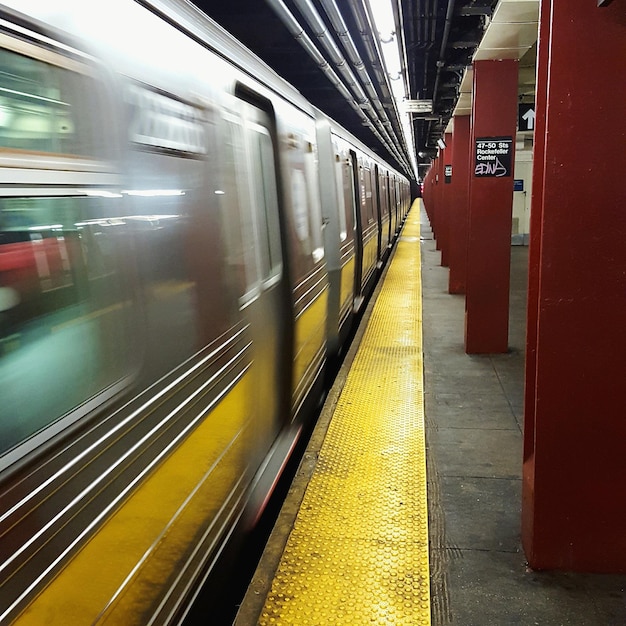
left=194, top=0, right=538, bottom=179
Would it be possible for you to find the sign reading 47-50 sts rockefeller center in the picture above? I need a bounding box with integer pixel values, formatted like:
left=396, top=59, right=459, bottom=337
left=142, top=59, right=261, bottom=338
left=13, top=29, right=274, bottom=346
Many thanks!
left=474, top=137, right=513, bottom=177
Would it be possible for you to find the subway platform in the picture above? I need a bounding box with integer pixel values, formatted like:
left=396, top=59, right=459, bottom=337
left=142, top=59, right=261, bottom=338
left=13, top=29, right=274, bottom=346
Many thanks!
left=235, top=201, right=626, bottom=625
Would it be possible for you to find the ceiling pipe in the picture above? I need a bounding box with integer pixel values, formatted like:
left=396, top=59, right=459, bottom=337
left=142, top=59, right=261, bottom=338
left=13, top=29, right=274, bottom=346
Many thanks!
left=263, top=0, right=367, bottom=114
left=315, top=0, right=411, bottom=169
left=265, top=0, right=410, bottom=172
left=345, top=0, right=391, bottom=104
left=426, top=0, right=455, bottom=148
left=413, top=0, right=421, bottom=49
left=290, top=0, right=407, bottom=167
left=315, top=2, right=385, bottom=118
left=263, top=0, right=343, bottom=89
left=344, top=0, right=411, bottom=159
left=432, top=0, right=456, bottom=105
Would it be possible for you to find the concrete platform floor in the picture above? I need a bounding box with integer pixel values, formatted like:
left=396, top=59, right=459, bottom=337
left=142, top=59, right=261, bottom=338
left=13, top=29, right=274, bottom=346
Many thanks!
left=420, top=208, right=626, bottom=625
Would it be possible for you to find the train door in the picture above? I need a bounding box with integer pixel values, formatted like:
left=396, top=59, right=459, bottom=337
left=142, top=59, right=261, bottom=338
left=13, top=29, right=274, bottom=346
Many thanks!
left=385, top=172, right=394, bottom=244
left=376, top=167, right=391, bottom=264
left=336, top=145, right=357, bottom=333
left=375, top=165, right=383, bottom=266
left=350, top=152, right=378, bottom=310
left=390, top=175, right=399, bottom=236
left=395, top=179, right=402, bottom=227
left=361, top=161, right=378, bottom=294
left=222, top=95, right=290, bottom=467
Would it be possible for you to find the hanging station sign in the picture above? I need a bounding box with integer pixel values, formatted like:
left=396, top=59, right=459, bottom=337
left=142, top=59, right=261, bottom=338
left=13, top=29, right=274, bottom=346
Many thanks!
left=474, top=137, right=513, bottom=178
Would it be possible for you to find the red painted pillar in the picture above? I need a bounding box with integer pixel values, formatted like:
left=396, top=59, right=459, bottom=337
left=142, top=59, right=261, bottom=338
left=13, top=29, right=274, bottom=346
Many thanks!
left=448, top=116, right=470, bottom=294
left=464, top=59, right=518, bottom=354
left=424, top=166, right=434, bottom=222
left=521, top=0, right=549, bottom=560
left=434, top=155, right=443, bottom=248
left=430, top=165, right=435, bottom=219
left=440, top=132, right=453, bottom=267
left=425, top=163, right=432, bottom=225
left=522, top=0, right=626, bottom=572
left=427, top=165, right=435, bottom=223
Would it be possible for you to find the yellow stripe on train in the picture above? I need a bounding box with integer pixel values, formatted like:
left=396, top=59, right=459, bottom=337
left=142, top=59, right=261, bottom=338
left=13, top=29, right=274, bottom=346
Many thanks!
left=16, top=374, right=253, bottom=625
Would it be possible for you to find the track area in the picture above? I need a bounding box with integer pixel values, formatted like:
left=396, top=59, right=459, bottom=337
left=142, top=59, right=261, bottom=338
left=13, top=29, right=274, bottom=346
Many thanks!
left=235, top=203, right=430, bottom=625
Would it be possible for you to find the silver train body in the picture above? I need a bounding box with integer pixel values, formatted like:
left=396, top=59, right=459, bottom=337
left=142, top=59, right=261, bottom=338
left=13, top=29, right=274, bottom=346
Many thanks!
left=0, top=1, right=411, bottom=623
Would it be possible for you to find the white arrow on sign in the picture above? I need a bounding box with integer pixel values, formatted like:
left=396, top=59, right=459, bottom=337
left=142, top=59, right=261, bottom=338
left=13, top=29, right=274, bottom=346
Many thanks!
left=522, top=108, right=536, bottom=130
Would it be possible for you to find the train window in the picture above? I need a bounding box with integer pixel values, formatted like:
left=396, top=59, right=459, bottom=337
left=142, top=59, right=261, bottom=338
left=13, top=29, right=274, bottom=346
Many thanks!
left=291, top=169, right=309, bottom=245
left=363, top=167, right=375, bottom=225
left=222, top=107, right=283, bottom=304
left=303, top=142, right=324, bottom=263
left=289, top=135, right=324, bottom=264
left=223, top=117, right=262, bottom=302
left=248, top=125, right=282, bottom=281
left=220, top=118, right=252, bottom=298
left=0, top=47, right=101, bottom=156
left=334, top=155, right=347, bottom=242
left=0, top=195, right=135, bottom=458
left=343, top=156, right=357, bottom=239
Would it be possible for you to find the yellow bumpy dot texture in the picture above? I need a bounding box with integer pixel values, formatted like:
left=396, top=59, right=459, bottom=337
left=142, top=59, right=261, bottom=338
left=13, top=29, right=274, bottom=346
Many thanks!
left=261, top=203, right=430, bottom=626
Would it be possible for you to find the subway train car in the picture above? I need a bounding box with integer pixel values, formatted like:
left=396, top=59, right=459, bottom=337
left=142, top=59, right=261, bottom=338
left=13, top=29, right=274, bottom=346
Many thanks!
left=0, top=1, right=411, bottom=623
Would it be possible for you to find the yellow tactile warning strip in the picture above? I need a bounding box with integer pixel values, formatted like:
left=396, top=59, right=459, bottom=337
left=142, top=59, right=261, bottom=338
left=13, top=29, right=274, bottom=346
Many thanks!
left=259, top=202, right=430, bottom=625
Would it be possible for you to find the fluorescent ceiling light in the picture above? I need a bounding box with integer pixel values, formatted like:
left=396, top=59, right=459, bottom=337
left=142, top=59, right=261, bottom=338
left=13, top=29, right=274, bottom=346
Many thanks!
left=367, top=0, right=417, bottom=176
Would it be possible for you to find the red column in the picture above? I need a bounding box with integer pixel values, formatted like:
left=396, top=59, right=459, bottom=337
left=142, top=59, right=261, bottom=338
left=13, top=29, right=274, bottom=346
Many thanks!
left=521, top=0, right=549, bottom=561
left=440, top=132, right=453, bottom=267
left=428, top=159, right=437, bottom=237
left=434, top=155, right=443, bottom=249
left=522, top=0, right=626, bottom=572
left=464, top=59, right=518, bottom=354
left=423, top=165, right=434, bottom=222
left=448, top=116, right=470, bottom=294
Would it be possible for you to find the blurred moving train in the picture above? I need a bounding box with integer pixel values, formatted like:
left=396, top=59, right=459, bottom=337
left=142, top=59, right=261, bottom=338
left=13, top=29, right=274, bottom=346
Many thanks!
left=0, top=1, right=412, bottom=623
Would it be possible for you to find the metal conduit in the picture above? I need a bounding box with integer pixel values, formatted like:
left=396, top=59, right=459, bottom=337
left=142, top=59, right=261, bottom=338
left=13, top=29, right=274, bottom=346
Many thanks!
left=265, top=0, right=410, bottom=172
left=316, top=0, right=413, bottom=174
left=423, top=0, right=454, bottom=149
left=290, top=0, right=407, bottom=167
left=352, top=1, right=414, bottom=174
left=314, top=1, right=384, bottom=118
left=346, top=1, right=390, bottom=102
left=288, top=0, right=410, bottom=171
left=417, top=0, right=425, bottom=48
left=348, top=1, right=406, bottom=136
left=299, top=0, right=411, bottom=170
left=432, top=0, right=456, bottom=106
left=263, top=0, right=372, bottom=122
left=346, top=0, right=411, bottom=159
left=430, top=0, right=439, bottom=45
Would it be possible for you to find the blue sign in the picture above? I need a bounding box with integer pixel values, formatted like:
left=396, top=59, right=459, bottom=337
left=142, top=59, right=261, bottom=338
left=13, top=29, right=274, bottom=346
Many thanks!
left=514, top=179, right=524, bottom=192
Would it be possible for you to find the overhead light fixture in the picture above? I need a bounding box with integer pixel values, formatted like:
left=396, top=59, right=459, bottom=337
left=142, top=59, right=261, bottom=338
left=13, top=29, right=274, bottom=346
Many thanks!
left=368, top=0, right=417, bottom=177
left=437, top=138, right=447, bottom=150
